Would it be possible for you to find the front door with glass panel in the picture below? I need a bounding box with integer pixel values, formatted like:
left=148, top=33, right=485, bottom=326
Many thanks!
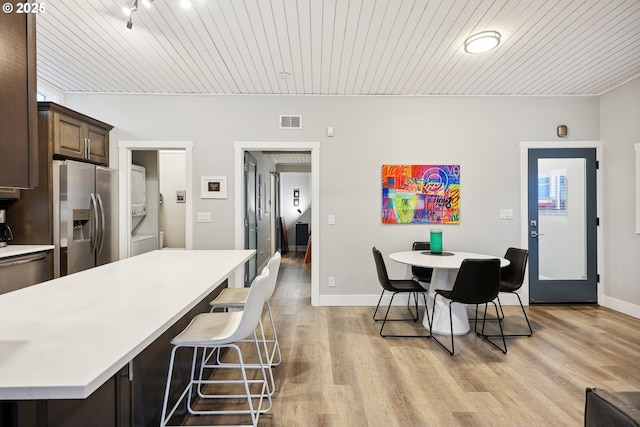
left=528, top=148, right=598, bottom=303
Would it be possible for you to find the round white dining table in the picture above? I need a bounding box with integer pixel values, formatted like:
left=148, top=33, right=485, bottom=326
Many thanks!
left=389, top=250, right=510, bottom=335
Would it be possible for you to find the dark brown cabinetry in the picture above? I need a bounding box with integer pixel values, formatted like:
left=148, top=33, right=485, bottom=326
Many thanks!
left=0, top=11, right=38, bottom=188
left=41, top=102, right=112, bottom=165
left=8, top=103, right=112, bottom=247
left=0, top=251, right=52, bottom=295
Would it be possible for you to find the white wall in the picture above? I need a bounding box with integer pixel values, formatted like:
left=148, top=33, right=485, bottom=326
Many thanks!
left=159, top=150, right=186, bottom=248
left=64, top=94, right=606, bottom=304
left=600, top=75, right=640, bottom=311
left=280, top=171, right=311, bottom=251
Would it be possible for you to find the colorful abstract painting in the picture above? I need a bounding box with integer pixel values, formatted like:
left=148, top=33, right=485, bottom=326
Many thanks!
left=382, top=164, right=460, bottom=224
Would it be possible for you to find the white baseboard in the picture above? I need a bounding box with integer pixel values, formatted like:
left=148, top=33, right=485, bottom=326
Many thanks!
left=317, top=292, right=640, bottom=321
left=600, top=294, right=640, bottom=320
left=316, top=293, right=524, bottom=307
left=318, top=293, right=428, bottom=307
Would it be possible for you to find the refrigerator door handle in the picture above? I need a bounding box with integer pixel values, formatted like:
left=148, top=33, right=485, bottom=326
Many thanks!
left=96, top=193, right=106, bottom=255
left=90, top=193, right=99, bottom=254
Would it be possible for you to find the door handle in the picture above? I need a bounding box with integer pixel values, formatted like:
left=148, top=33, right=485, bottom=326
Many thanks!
left=0, top=254, right=45, bottom=267
left=96, top=193, right=106, bottom=255
left=530, top=231, right=545, bottom=238
left=90, top=193, right=99, bottom=254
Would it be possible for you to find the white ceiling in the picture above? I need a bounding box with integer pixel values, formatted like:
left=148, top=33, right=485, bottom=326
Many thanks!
left=37, top=0, right=640, bottom=96
left=266, top=151, right=311, bottom=165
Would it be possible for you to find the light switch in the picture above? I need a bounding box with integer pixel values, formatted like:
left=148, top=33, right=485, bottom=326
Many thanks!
left=326, top=127, right=334, bottom=137
left=328, top=214, right=335, bottom=225
left=197, top=212, right=212, bottom=223
left=499, top=209, right=514, bottom=220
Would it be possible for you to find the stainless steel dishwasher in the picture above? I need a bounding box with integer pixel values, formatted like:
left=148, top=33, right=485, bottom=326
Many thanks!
left=0, top=251, right=51, bottom=295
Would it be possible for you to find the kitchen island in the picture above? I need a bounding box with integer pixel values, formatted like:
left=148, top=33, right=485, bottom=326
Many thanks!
left=0, top=249, right=254, bottom=426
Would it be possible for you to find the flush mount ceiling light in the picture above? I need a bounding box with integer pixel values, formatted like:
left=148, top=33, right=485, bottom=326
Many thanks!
left=464, top=31, right=501, bottom=54
left=278, top=71, right=292, bottom=80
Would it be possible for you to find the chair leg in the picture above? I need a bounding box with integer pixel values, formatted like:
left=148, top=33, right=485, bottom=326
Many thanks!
left=475, top=301, right=507, bottom=354
left=160, top=345, right=180, bottom=427
left=198, top=319, right=277, bottom=398
left=373, top=290, right=386, bottom=321
left=265, top=300, right=283, bottom=366
left=421, top=292, right=432, bottom=337
left=379, top=292, right=430, bottom=338
left=485, top=293, right=533, bottom=337
left=496, top=295, right=505, bottom=320
left=374, top=292, right=419, bottom=323
left=379, top=293, right=396, bottom=337
left=429, top=295, right=455, bottom=355
left=469, top=298, right=503, bottom=321
left=511, top=292, right=533, bottom=337
left=188, top=339, right=272, bottom=421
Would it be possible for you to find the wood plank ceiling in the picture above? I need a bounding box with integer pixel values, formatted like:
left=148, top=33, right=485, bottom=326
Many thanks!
left=36, top=0, right=640, bottom=96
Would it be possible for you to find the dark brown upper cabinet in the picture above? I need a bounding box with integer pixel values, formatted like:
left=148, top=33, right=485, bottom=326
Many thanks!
left=39, top=102, right=112, bottom=166
left=0, top=12, right=38, bottom=188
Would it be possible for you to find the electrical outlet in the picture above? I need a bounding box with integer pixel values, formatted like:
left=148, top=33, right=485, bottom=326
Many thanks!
left=328, top=276, right=336, bottom=287
left=328, top=214, right=335, bottom=225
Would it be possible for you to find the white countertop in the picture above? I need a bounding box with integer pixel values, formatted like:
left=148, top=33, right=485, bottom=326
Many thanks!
left=0, top=249, right=253, bottom=400
left=0, top=245, right=54, bottom=259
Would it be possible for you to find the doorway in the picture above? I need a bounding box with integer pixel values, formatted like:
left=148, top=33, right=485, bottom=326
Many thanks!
left=117, top=141, right=193, bottom=259
left=520, top=141, right=602, bottom=305
left=234, top=141, right=320, bottom=306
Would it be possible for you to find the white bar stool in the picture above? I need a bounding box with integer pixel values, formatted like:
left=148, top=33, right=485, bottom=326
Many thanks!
left=210, top=252, right=282, bottom=368
left=160, top=268, right=272, bottom=427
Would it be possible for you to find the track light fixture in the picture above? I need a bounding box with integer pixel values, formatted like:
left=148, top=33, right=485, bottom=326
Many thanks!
left=125, top=0, right=196, bottom=32
left=123, top=0, right=139, bottom=31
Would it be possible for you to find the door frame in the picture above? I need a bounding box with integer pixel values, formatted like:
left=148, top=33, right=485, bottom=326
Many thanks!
left=117, top=141, right=194, bottom=259
left=519, top=140, right=603, bottom=306
left=234, top=141, right=320, bottom=306
left=244, top=151, right=258, bottom=286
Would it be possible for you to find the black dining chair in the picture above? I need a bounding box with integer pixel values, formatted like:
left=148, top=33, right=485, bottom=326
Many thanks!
left=430, top=258, right=506, bottom=355
left=372, top=247, right=430, bottom=338
left=495, top=247, right=532, bottom=336
left=411, top=242, right=433, bottom=287
left=470, top=248, right=533, bottom=337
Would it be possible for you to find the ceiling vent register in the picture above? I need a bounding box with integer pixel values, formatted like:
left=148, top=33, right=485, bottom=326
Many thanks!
left=280, top=115, right=302, bottom=129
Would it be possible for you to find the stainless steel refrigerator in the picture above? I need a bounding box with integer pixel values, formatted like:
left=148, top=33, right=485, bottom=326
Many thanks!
left=53, top=160, right=118, bottom=277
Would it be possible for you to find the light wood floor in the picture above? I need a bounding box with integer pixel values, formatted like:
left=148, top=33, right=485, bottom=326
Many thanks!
left=185, top=252, right=640, bottom=427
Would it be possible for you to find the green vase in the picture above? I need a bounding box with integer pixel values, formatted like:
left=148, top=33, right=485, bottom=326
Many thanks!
left=430, top=229, right=443, bottom=254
